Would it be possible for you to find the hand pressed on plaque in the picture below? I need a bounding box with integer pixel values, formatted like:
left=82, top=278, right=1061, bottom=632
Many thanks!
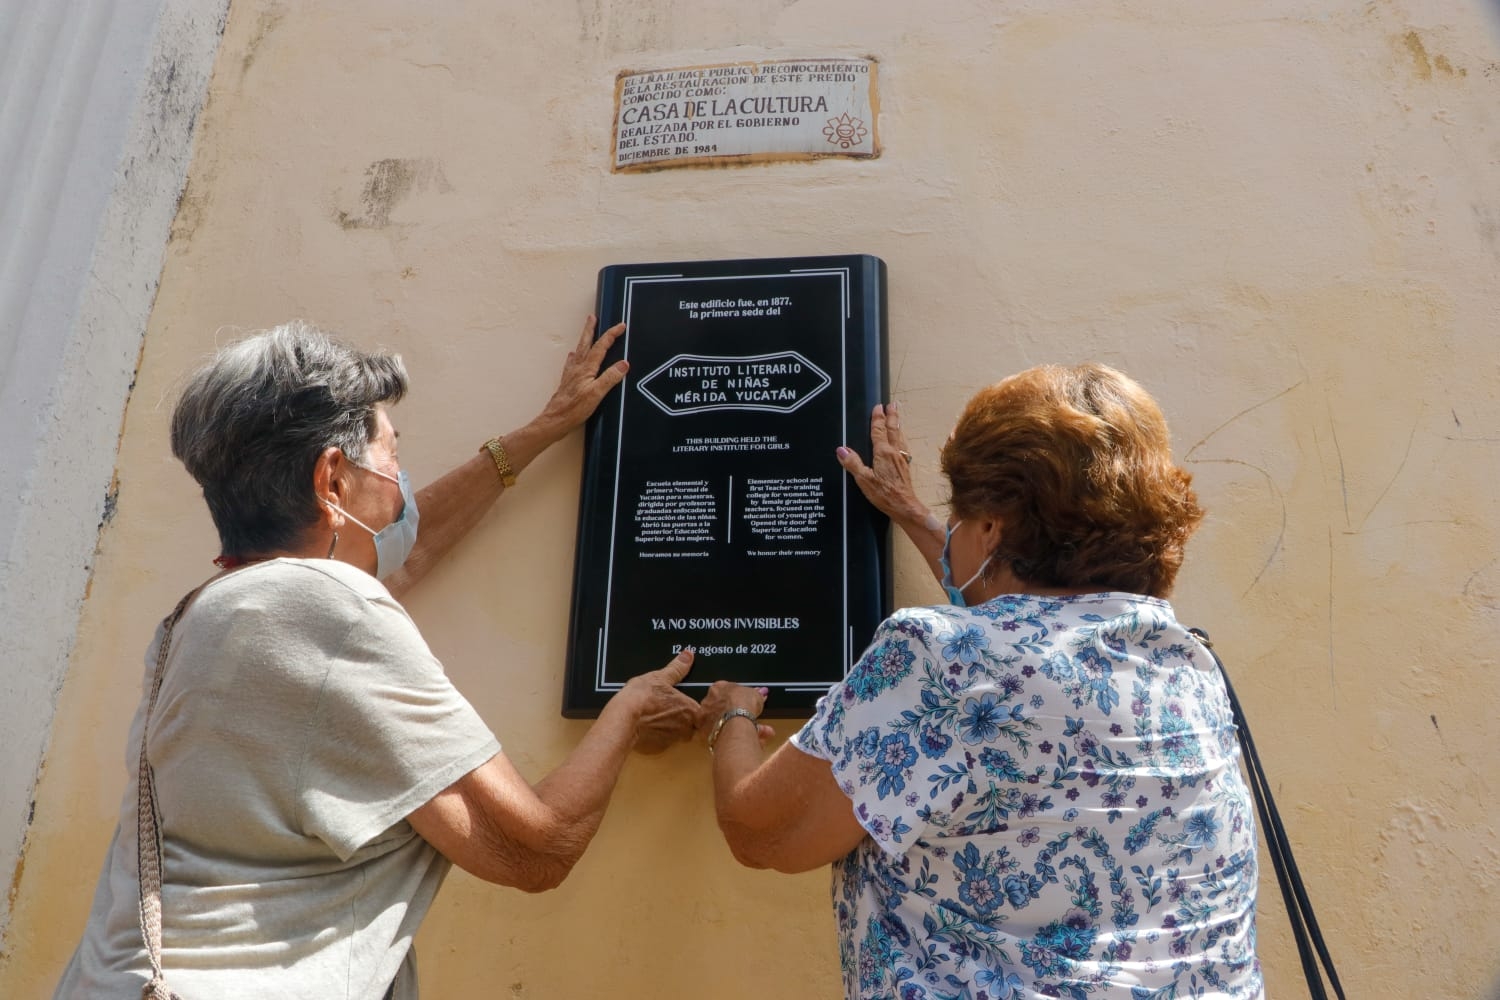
left=837, top=401, right=948, bottom=585
left=479, top=316, right=632, bottom=487
left=836, top=401, right=933, bottom=529
left=533, top=315, right=630, bottom=438
left=618, top=649, right=703, bottom=754
left=697, top=681, right=776, bottom=748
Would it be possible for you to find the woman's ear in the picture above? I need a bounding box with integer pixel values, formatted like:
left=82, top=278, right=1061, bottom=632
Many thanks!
left=312, top=446, right=346, bottom=523
left=975, top=515, right=1005, bottom=556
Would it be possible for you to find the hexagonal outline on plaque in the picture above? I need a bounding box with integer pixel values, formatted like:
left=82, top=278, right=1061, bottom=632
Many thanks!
left=635, top=351, right=832, bottom=416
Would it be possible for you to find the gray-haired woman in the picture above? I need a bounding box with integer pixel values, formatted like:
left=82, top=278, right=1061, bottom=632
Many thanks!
left=55, top=317, right=701, bottom=1000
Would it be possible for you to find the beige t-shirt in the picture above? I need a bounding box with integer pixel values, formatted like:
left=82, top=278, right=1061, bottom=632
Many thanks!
left=54, top=559, right=500, bottom=1000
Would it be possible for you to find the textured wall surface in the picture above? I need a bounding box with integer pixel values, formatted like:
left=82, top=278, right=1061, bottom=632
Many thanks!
left=0, top=0, right=228, bottom=952
left=4, top=1, right=1498, bottom=998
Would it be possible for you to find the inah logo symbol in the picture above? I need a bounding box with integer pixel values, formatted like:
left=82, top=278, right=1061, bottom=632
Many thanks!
left=822, top=113, right=868, bottom=149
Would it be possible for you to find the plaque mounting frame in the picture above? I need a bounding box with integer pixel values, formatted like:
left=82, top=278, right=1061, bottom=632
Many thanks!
left=562, top=255, right=891, bottom=718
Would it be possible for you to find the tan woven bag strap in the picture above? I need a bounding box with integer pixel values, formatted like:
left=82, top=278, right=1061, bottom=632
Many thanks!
left=136, top=589, right=198, bottom=1000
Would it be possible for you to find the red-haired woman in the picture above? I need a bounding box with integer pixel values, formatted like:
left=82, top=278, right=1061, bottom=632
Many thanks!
left=701, top=365, right=1261, bottom=1000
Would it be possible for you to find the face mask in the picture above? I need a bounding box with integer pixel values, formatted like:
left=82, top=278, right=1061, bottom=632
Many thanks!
left=939, top=520, right=991, bottom=607
left=324, top=464, right=420, bottom=579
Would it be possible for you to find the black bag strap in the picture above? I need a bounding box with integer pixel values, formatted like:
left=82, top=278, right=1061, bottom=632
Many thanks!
left=1188, top=628, right=1345, bottom=1000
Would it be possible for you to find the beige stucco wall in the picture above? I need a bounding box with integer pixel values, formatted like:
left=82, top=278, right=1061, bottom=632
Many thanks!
left=5, top=1, right=1499, bottom=997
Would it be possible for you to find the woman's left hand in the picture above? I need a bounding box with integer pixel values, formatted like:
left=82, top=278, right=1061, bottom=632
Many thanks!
left=698, top=681, right=776, bottom=747
left=533, top=315, right=629, bottom=438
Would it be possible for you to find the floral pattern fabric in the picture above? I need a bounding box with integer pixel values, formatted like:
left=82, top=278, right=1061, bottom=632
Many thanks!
left=792, top=593, right=1262, bottom=1000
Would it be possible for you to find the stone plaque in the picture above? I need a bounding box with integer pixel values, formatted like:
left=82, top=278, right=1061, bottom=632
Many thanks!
left=564, top=255, right=890, bottom=717
left=612, top=58, right=879, bottom=172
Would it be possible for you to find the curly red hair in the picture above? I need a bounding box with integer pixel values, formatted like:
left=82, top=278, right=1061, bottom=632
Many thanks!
left=939, top=364, right=1203, bottom=598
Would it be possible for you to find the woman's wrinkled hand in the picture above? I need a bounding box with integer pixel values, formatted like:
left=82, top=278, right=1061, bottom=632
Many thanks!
left=621, top=650, right=703, bottom=754
left=836, top=402, right=930, bottom=527
left=535, top=315, right=629, bottom=438
left=697, top=681, right=776, bottom=747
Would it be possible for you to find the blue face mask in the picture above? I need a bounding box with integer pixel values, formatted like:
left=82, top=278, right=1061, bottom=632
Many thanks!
left=325, top=464, right=420, bottom=579
left=939, top=520, right=991, bottom=607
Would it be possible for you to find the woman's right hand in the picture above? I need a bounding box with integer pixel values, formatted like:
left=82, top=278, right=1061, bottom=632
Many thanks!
left=837, top=402, right=948, bottom=584
left=619, top=650, right=702, bottom=754
left=836, top=402, right=931, bottom=528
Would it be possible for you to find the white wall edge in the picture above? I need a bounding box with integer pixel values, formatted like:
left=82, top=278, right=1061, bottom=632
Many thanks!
left=0, top=0, right=229, bottom=950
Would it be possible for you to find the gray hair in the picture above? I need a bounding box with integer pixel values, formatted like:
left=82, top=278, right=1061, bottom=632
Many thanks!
left=171, top=320, right=409, bottom=560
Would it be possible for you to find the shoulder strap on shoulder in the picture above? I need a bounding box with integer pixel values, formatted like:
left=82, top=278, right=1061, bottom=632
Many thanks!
left=136, top=590, right=198, bottom=1000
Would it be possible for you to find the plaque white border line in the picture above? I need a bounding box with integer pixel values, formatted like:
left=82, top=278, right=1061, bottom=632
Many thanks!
left=789, top=267, right=854, bottom=672
left=789, top=267, right=852, bottom=318
left=599, top=273, right=683, bottom=689
left=596, top=268, right=852, bottom=691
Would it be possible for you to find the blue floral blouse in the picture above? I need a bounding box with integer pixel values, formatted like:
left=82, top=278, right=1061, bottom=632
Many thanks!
left=791, top=593, right=1262, bottom=1000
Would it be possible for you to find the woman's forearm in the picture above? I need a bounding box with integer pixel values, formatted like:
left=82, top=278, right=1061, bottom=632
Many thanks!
left=527, top=651, right=697, bottom=867
left=494, top=416, right=569, bottom=475
left=410, top=656, right=696, bottom=893
left=386, top=317, right=627, bottom=597
left=711, top=734, right=871, bottom=874
left=495, top=655, right=696, bottom=885
left=383, top=450, right=503, bottom=597
left=384, top=414, right=571, bottom=597
left=901, top=509, right=947, bottom=584
left=711, top=721, right=779, bottom=868
left=407, top=699, right=641, bottom=894
left=533, top=691, right=641, bottom=832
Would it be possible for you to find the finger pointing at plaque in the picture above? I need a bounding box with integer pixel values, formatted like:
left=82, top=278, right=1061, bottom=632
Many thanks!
left=623, top=649, right=702, bottom=754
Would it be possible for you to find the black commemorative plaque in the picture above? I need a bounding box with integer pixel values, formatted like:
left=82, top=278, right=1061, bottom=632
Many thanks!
left=563, top=255, right=890, bottom=717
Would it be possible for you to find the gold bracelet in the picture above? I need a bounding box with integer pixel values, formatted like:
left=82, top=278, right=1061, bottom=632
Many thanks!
left=481, top=437, right=518, bottom=488
left=707, top=707, right=758, bottom=754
